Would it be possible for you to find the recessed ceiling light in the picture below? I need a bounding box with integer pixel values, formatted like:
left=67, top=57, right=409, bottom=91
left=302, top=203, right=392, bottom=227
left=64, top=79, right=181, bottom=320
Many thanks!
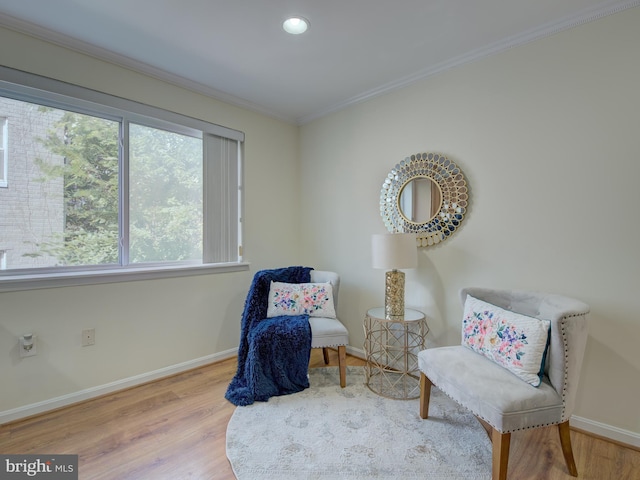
left=283, top=16, right=309, bottom=35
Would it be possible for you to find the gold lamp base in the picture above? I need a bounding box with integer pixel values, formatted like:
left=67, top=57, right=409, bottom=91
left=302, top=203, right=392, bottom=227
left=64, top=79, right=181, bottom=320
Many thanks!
left=385, top=269, right=405, bottom=318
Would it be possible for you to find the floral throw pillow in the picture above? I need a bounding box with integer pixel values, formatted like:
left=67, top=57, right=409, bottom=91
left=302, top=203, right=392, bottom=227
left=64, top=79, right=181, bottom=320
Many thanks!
left=267, top=282, right=337, bottom=318
left=462, top=295, right=551, bottom=387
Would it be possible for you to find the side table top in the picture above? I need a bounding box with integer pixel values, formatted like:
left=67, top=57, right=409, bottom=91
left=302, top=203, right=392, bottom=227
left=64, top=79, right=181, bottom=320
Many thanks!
left=367, top=307, right=425, bottom=322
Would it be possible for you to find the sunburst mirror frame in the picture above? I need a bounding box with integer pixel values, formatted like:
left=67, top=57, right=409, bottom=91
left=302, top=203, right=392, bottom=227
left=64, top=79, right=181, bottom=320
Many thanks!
left=379, top=152, right=469, bottom=247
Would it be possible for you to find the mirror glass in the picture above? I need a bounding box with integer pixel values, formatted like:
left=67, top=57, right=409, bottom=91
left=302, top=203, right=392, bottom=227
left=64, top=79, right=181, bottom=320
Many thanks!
left=398, top=177, right=442, bottom=224
left=379, top=152, right=469, bottom=247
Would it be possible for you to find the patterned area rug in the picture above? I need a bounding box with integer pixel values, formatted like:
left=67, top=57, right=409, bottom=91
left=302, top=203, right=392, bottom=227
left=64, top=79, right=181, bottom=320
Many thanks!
left=226, top=366, right=491, bottom=479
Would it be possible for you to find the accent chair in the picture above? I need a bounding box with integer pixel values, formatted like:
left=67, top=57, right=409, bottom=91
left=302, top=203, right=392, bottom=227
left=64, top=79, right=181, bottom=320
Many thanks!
left=309, top=270, right=349, bottom=387
left=418, top=287, right=590, bottom=480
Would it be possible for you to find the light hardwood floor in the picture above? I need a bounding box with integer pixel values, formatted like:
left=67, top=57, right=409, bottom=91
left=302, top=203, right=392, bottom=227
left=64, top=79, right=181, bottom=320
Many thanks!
left=1, top=350, right=639, bottom=479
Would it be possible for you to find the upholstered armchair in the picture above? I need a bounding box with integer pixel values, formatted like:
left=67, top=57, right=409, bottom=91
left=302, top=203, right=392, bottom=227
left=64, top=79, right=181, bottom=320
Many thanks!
left=226, top=267, right=350, bottom=406
left=309, top=270, right=349, bottom=387
left=418, top=288, right=590, bottom=480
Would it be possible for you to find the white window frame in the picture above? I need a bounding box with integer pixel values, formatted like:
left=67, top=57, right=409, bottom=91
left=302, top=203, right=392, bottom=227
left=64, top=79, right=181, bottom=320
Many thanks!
left=0, top=66, right=247, bottom=292
left=0, top=116, right=7, bottom=188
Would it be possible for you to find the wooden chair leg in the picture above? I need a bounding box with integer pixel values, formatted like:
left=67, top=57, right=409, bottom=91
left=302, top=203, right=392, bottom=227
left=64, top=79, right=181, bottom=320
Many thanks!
left=322, top=347, right=330, bottom=364
left=558, top=421, right=578, bottom=476
left=419, top=373, right=432, bottom=419
left=477, top=417, right=494, bottom=441
left=337, top=345, right=346, bottom=388
left=491, top=429, right=511, bottom=480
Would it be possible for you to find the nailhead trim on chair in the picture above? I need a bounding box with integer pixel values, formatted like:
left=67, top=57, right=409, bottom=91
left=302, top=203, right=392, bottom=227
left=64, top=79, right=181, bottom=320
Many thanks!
left=560, top=316, right=569, bottom=421
left=559, top=311, right=588, bottom=422
left=427, top=312, right=589, bottom=434
left=424, top=385, right=556, bottom=433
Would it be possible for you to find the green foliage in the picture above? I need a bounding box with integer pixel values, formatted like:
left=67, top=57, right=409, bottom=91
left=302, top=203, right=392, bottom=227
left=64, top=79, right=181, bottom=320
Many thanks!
left=30, top=111, right=202, bottom=266
left=129, top=124, right=202, bottom=262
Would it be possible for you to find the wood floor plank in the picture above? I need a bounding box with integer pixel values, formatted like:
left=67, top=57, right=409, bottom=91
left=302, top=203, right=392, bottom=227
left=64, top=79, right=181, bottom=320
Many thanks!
left=1, top=349, right=638, bottom=479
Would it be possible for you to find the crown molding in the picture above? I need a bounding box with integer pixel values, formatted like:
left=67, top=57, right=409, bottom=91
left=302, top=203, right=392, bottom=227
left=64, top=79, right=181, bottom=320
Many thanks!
left=297, top=0, right=640, bottom=125
left=0, top=13, right=294, bottom=124
left=2, top=1, right=639, bottom=126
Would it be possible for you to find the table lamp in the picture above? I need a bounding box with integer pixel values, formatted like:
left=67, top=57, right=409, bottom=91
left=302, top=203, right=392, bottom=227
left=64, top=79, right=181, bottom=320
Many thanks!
left=372, top=233, right=418, bottom=317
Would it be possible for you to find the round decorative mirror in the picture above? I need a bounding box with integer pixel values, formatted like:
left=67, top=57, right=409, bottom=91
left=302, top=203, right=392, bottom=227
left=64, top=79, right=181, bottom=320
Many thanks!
left=398, top=177, right=442, bottom=224
left=380, top=152, right=469, bottom=247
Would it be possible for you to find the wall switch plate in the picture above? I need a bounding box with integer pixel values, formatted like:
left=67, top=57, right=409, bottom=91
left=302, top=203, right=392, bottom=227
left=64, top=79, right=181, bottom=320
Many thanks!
left=82, top=329, right=95, bottom=346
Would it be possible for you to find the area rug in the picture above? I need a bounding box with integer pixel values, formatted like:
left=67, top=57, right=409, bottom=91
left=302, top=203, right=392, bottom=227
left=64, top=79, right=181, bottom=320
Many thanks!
left=226, top=366, right=491, bottom=479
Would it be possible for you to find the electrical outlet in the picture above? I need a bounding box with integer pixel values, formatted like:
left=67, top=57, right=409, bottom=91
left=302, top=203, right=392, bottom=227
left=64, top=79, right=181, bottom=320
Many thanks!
left=20, top=334, right=37, bottom=357
left=82, top=329, right=95, bottom=347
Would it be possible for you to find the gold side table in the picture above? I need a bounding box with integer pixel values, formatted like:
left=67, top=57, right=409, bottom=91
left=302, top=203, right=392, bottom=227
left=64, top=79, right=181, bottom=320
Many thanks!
left=364, top=307, right=428, bottom=400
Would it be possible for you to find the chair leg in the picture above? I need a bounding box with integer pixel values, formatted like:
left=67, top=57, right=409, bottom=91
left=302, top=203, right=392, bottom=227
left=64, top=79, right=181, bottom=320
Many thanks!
left=322, top=347, right=330, bottom=364
left=558, top=421, right=578, bottom=476
left=491, top=429, right=511, bottom=480
left=477, top=417, right=494, bottom=441
left=337, top=345, right=346, bottom=388
left=419, top=373, right=432, bottom=419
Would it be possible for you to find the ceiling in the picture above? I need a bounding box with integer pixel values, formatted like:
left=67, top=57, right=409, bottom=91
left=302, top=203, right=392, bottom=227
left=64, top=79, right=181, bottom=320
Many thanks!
left=0, top=1, right=636, bottom=124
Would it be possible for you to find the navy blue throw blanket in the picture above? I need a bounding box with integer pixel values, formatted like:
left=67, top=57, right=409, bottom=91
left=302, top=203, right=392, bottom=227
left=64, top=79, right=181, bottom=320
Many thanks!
left=225, top=266, right=313, bottom=406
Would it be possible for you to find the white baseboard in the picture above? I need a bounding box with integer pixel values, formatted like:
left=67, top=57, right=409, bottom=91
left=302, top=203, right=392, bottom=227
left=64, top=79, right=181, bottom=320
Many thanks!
left=571, top=415, right=640, bottom=449
left=346, top=345, right=365, bottom=359
left=0, top=349, right=238, bottom=425
left=4, top=346, right=639, bottom=451
left=348, top=346, right=639, bottom=449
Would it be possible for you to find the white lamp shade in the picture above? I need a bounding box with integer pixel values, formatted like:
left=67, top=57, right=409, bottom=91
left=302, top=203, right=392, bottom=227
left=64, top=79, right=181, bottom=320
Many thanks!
left=371, top=233, right=418, bottom=270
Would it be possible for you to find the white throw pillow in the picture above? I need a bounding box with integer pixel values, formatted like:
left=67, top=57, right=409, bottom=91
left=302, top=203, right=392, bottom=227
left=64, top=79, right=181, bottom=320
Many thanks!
left=461, top=295, right=550, bottom=387
left=267, top=282, right=337, bottom=318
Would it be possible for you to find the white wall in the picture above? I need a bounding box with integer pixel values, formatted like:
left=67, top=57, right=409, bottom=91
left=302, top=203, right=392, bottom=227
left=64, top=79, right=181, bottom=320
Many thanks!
left=2, top=7, right=639, bottom=447
left=0, top=26, right=301, bottom=418
left=299, top=7, right=640, bottom=443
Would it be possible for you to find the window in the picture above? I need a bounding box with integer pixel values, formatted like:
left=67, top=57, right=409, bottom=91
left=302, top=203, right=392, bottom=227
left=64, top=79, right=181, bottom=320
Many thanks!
left=0, top=66, right=245, bottom=291
left=0, top=116, right=7, bottom=188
